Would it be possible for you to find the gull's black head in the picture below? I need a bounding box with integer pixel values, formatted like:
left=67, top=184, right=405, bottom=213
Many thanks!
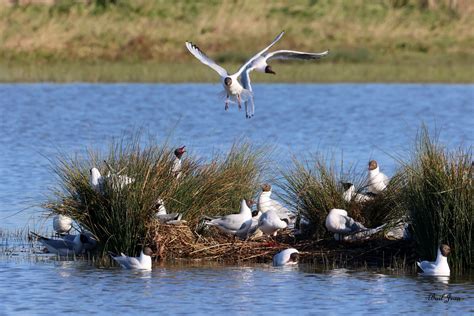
left=224, top=77, right=232, bottom=86
left=341, top=182, right=353, bottom=191
left=440, top=244, right=451, bottom=257
left=289, top=252, right=299, bottom=263
left=265, top=65, right=276, bottom=75
left=143, top=247, right=153, bottom=256
left=174, top=146, right=186, bottom=158
left=368, top=160, right=378, bottom=171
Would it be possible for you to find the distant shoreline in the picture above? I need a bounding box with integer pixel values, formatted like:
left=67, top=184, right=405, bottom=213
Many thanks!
left=1, top=62, right=473, bottom=83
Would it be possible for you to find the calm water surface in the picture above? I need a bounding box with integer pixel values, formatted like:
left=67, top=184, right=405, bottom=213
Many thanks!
left=0, top=83, right=473, bottom=314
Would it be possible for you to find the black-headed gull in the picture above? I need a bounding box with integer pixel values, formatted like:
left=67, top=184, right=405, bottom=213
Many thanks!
left=205, top=199, right=254, bottom=239
left=417, top=244, right=451, bottom=276
left=258, top=209, right=288, bottom=236
left=273, top=248, right=299, bottom=266
left=90, top=167, right=134, bottom=192
left=154, top=198, right=183, bottom=224
left=241, top=47, right=329, bottom=117
left=172, top=146, right=186, bottom=179
left=257, top=183, right=295, bottom=224
left=185, top=31, right=284, bottom=117
left=367, top=160, right=389, bottom=194
left=325, top=208, right=367, bottom=235
left=342, top=182, right=373, bottom=203
left=110, top=247, right=153, bottom=271
left=325, top=208, right=386, bottom=241
left=90, top=167, right=104, bottom=192
left=53, top=214, right=73, bottom=235
left=31, top=232, right=89, bottom=256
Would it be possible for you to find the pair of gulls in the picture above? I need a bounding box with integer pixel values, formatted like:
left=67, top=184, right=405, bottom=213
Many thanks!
left=205, top=184, right=294, bottom=239
left=109, top=246, right=299, bottom=270
left=342, top=160, right=390, bottom=203
left=186, top=31, right=329, bottom=118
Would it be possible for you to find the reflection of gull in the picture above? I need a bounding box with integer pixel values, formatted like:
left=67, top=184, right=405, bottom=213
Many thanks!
left=342, top=182, right=372, bottom=203
left=205, top=199, right=253, bottom=239
left=417, top=244, right=451, bottom=276
left=31, top=232, right=89, bottom=256
left=242, top=48, right=329, bottom=117
left=185, top=31, right=284, bottom=118
left=53, top=214, right=73, bottom=235
left=273, top=248, right=299, bottom=266
left=258, top=209, right=288, bottom=236
left=110, top=247, right=153, bottom=271
left=367, top=160, right=389, bottom=194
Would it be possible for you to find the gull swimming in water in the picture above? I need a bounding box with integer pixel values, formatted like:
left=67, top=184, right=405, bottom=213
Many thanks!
left=110, top=247, right=153, bottom=271
left=417, top=244, right=451, bottom=276
left=154, top=198, right=183, bottom=224
left=241, top=47, right=329, bottom=117
left=341, top=182, right=373, bottom=203
left=257, top=184, right=294, bottom=225
left=172, top=146, right=186, bottom=179
left=205, top=199, right=254, bottom=239
left=367, top=160, right=389, bottom=194
left=31, top=232, right=89, bottom=256
left=258, top=209, right=288, bottom=236
left=273, top=248, right=300, bottom=266
left=185, top=31, right=285, bottom=117
left=53, top=214, right=73, bottom=235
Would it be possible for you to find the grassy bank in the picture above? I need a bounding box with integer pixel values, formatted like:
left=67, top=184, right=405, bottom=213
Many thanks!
left=0, top=0, right=473, bottom=82
left=1, top=61, right=473, bottom=83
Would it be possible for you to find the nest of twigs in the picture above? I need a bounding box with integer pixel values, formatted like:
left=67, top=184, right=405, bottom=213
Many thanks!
left=145, top=221, right=416, bottom=268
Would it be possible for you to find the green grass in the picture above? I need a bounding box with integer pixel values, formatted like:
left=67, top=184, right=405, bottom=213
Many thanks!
left=0, top=0, right=473, bottom=82
left=279, top=154, right=406, bottom=239
left=44, top=133, right=267, bottom=256
left=402, top=128, right=473, bottom=273
left=1, top=61, right=472, bottom=82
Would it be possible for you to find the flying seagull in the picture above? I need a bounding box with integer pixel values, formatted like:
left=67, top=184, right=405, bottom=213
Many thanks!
left=241, top=48, right=329, bottom=117
left=185, top=31, right=285, bottom=118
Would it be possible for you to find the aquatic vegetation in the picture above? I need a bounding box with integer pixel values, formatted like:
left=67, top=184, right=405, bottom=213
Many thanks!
left=44, top=133, right=266, bottom=256
left=402, top=128, right=473, bottom=273
left=279, top=154, right=403, bottom=239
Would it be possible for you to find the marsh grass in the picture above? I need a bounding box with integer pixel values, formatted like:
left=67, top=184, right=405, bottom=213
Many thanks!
left=1, top=1, right=473, bottom=82
left=280, top=154, right=407, bottom=239
left=402, top=128, right=473, bottom=272
left=44, top=133, right=266, bottom=256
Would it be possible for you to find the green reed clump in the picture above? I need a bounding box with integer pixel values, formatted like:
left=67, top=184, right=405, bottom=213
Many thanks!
left=280, top=154, right=406, bottom=239
left=403, top=129, right=473, bottom=272
left=44, top=134, right=266, bottom=256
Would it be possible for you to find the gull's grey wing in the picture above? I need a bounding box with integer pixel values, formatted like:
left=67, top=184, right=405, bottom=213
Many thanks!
left=38, top=236, right=76, bottom=250
left=265, top=49, right=329, bottom=61
left=235, top=31, right=285, bottom=77
left=185, top=42, right=228, bottom=78
left=241, top=69, right=255, bottom=118
left=418, top=260, right=436, bottom=271
left=210, top=214, right=244, bottom=231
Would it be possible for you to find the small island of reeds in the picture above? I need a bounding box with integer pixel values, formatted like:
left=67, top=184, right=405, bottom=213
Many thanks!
left=42, top=128, right=472, bottom=273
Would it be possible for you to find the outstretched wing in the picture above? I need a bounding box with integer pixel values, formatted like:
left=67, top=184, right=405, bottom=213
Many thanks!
left=241, top=68, right=255, bottom=118
left=235, top=31, right=285, bottom=77
left=185, top=42, right=228, bottom=78
left=266, top=49, right=329, bottom=61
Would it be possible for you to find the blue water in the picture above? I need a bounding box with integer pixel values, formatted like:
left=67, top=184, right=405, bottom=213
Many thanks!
left=0, top=83, right=473, bottom=314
